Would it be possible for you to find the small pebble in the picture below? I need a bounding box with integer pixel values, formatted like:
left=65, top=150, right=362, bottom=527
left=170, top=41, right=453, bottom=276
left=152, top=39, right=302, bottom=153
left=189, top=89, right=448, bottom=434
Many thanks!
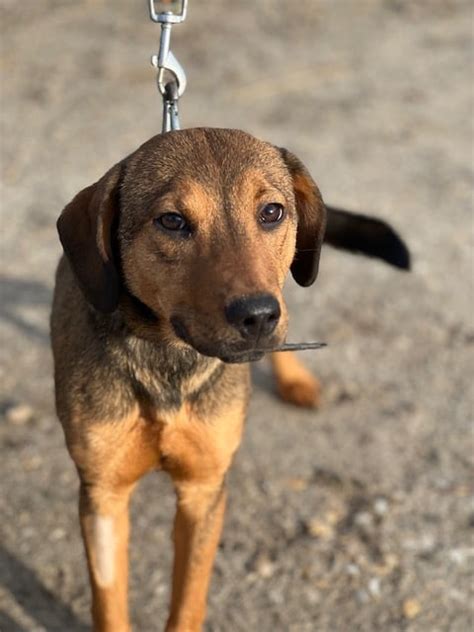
left=23, top=454, right=43, bottom=470
left=374, top=553, right=399, bottom=576
left=373, top=497, right=389, bottom=516
left=257, top=559, right=275, bottom=579
left=354, top=511, right=373, bottom=528
left=307, top=518, right=333, bottom=540
left=346, top=563, right=360, bottom=576
left=287, top=477, right=308, bottom=492
left=449, top=548, right=474, bottom=565
left=50, top=528, right=66, bottom=541
left=368, top=577, right=381, bottom=598
left=403, top=598, right=421, bottom=619
left=325, top=509, right=341, bottom=526
left=313, top=578, right=330, bottom=590
left=404, top=533, right=436, bottom=553
left=154, top=583, right=167, bottom=596
left=6, top=403, right=34, bottom=425
left=305, top=589, right=320, bottom=605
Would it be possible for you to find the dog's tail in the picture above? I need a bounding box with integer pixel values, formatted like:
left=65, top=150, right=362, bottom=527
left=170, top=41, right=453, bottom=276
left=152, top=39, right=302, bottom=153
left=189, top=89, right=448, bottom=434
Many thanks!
left=324, top=206, right=411, bottom=270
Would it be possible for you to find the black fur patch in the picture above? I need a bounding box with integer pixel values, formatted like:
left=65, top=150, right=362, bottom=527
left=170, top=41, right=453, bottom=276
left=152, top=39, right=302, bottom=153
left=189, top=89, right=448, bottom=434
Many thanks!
left=324, top=206, right=411, bottom=270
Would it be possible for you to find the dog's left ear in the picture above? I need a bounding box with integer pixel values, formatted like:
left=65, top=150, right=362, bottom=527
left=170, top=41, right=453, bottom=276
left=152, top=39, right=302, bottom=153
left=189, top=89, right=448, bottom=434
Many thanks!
left=279, top=148, right=327, bottom=287
left=57, top=162, right=122, bottom=313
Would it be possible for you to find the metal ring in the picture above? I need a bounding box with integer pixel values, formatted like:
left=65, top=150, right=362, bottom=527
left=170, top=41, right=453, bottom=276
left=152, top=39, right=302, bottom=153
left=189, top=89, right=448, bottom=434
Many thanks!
left=149, top=0, right=188, bottom=24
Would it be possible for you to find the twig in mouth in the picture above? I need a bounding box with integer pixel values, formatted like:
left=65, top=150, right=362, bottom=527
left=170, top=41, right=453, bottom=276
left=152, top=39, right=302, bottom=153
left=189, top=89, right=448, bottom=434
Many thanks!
left=272, top=342, right=327, bottom=352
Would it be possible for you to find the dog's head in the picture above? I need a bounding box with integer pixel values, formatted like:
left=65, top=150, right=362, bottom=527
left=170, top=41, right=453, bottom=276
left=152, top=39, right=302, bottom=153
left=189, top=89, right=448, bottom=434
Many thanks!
left=57, top=129, right=326, bottom=362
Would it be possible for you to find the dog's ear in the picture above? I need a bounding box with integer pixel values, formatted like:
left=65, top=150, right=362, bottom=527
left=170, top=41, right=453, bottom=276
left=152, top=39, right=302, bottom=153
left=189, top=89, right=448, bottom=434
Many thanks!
left=279, top=148, right=327, bottom=287
left=57, top=163, right=122, bottom=313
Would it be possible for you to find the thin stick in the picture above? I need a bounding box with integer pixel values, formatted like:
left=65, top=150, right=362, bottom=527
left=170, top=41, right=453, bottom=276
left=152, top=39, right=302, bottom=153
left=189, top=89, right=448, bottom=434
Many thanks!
left=273, top=342, right=327, bottom=352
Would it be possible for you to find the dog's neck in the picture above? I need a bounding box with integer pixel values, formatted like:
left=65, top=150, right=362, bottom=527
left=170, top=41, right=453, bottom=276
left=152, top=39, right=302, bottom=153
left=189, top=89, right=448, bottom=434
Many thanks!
left=90, top=293, right=224, bottom=412
left=119, top=335, right=224, bottom=412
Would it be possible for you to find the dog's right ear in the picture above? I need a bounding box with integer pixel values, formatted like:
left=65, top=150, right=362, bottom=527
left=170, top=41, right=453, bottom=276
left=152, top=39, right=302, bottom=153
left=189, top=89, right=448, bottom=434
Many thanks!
left=57, top=163, right=122, bottom=313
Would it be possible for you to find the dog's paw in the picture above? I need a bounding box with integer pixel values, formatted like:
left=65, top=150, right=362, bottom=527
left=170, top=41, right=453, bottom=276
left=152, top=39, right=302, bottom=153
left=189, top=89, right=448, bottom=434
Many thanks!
left=277, top=375, right=321, bottom=408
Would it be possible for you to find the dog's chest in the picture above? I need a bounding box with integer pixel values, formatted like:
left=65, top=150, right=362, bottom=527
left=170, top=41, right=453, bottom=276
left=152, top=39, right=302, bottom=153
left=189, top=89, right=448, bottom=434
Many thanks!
left=120, top=337, right=224, bottom=412
left=98, top=340, right=248, bottom=481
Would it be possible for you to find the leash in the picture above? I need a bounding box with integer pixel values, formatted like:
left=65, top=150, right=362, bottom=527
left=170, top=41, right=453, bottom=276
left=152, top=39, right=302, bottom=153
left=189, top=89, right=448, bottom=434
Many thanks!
left=147, top=2, right=326, bottom=354
left=149, top=0, right=188, bottom=132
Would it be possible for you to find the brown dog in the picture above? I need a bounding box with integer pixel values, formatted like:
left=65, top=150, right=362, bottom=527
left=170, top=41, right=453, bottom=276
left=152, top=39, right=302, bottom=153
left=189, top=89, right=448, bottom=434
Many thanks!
left=51, top=128, right=409, bottom=631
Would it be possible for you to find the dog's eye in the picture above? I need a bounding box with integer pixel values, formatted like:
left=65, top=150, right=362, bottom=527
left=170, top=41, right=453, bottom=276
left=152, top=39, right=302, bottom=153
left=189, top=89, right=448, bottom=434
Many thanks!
left=154, top=212, right=189, bottom=233
left=259, top=203, right=285, bottom=227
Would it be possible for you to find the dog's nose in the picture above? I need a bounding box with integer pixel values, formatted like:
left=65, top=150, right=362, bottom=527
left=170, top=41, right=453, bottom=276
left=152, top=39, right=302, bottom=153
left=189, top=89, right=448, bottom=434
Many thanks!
left=225, top=294, right=281, bottom=340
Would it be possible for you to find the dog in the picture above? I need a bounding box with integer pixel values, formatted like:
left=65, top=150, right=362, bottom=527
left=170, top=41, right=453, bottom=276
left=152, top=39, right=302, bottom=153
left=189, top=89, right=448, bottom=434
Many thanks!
left=50, top=128, right=409, bottom=631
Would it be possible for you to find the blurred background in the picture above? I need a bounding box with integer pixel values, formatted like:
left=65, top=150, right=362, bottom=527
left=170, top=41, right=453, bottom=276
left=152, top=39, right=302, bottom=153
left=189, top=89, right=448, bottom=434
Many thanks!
left=0, top=1, right=472, bottom=630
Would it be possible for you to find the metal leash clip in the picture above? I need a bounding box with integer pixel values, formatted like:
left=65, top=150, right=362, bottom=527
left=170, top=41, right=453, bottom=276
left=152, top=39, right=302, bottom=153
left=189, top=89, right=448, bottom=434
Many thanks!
left=149, top=0, right=188, bottom=132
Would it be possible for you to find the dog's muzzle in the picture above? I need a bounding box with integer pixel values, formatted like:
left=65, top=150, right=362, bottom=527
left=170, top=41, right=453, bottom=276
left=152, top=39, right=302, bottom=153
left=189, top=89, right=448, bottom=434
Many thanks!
left=171, top=293, right=282, bottom=363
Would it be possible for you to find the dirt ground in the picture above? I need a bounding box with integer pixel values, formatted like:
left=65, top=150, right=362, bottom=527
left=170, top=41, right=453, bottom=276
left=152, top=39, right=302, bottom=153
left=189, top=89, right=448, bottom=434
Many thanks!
left=0, top=1, right=473, bottom=631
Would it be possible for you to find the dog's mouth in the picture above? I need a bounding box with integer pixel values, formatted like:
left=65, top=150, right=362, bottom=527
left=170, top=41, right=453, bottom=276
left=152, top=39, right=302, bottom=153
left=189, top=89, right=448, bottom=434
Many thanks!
left=171, top=316, right=280, bottom=364
left=219, top=350, right=266, bottom=364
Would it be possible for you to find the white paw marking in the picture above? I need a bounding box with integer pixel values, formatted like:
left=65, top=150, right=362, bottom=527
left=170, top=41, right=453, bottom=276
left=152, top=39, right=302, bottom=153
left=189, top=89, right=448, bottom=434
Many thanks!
left=92, top=515, right=115, bottom=587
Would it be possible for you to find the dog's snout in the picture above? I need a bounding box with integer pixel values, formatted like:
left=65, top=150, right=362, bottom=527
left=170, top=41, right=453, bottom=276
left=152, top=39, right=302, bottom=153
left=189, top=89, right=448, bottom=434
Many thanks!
left=225, top=294, right=281, bottom=340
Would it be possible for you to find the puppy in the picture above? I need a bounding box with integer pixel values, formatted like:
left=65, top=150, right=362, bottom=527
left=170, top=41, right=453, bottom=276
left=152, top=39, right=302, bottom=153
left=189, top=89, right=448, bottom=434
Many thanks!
left=51, top=128, right=409, bottom=631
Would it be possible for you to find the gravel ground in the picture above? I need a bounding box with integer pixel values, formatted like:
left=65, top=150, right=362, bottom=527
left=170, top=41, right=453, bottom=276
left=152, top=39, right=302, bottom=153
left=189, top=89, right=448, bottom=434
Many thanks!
left=0, top=1, right=473, bottom=631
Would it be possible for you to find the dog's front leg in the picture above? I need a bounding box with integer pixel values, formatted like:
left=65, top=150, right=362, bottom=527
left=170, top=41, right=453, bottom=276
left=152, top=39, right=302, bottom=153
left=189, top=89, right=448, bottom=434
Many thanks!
left=165, top=478, right=227, bottom=632
left=271, top=351, right=321, bottom=408
left=79, top=481, right=135, bottom=632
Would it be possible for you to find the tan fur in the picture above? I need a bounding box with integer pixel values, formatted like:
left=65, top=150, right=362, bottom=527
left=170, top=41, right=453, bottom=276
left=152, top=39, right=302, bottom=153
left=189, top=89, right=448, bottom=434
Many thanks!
left=271, top=351, right=321, bottom=408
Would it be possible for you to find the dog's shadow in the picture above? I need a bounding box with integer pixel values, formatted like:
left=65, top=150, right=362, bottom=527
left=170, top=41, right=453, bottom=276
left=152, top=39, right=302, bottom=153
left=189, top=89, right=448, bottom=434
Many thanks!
left=0, top=545, right=88, bottom=632
left=251, top=362, right=277, bottom=399
left=0, top=276, right=52, bottom=344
